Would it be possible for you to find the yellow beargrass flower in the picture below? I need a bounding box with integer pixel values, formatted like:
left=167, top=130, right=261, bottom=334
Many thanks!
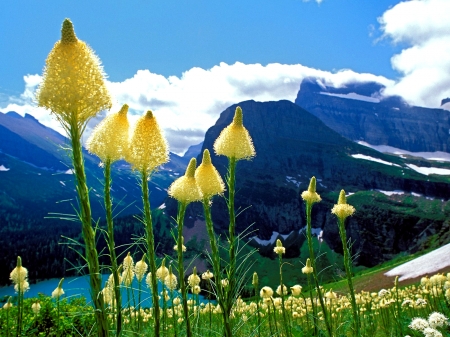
left=188, top=267, right=201, bottom=287
left=290, top=285, right=302, bottom=297
left=260, top=286, right=273, bottom=299
left=252, top=272, right=258, bottom=287
left=127, top=110, right=169, bottom=172
left=202, top=270, right=214, bottom=280
left=52, top=278, right=65, bottom=299
left=10, top=256, right=29, bottom=294
left=36, top=19, right=112, bottom=130
left=195, top=149, right=225, bottom=198
left=302, top=258, right=314, bottom=274
left=213, top=106, right=255, bottom=160
left=301, top=177, right=321, bottom=204
left=86, top=104, right=130, bottom=162
left=331, top=190, right=355, bottom=220
left=164, top=267, right=178, bottom=290
left=273, top=238, right=286, bottom=255
left=168, top=158, right=202, bottom=204
left=156, top=258, right=169, bottom=281
left=135, top=256, right=148, bottom=282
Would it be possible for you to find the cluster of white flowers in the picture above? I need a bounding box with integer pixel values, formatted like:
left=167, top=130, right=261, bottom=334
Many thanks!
left=409, top=312, right=448, bottom=337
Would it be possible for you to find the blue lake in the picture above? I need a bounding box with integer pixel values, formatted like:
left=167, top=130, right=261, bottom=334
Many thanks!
left=0, top=275, right=210, bottom=307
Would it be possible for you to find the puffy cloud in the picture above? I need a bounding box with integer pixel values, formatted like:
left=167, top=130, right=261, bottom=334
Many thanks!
left=379, top=0, right=450, bottom=107
left=1, top=63, right=392, bottom=155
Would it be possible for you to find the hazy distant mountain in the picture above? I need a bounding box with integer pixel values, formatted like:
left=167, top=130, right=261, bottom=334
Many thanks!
left=183, top=142, right=203, bottom=159
left=295, top=77, right=450, bottom=153
left=0, top=111, right=186, bottom=218
left=172, top=100, right=450, bottom=266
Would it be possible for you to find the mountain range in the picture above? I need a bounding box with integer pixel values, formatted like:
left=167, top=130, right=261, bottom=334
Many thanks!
left=2, top=78, right=450, bottom=284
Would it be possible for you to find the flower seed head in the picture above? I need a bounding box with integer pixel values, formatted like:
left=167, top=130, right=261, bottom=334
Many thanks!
left=213, top=106, right=255, bottom=160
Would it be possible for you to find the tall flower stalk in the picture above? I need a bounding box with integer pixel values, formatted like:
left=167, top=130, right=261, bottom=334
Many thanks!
left=10, top=256, right=29, bottom=337
left=195, top=149, right=225, bottom=320
left=52, top=278, right=65, bottom=336
left=274, top=239, right=291, bottom=337
left=36, top=19, right=112, bottom=337
left=213, top=106, right=255, bottom=337
left=127, top=110, right=169, bottom=337
left=168, top=158, right=203, bottom=337
left=331, top=189, right=360, bottom=337
left=86, top=103, right=130, bottom=336
left=301, top=177, right=333, bottom=337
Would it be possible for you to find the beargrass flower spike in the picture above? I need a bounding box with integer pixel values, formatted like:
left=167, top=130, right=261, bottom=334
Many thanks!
left=212, top=106, right=256, bottom=337
left=333, top=189, right=360, bottom=337
left=86, top=103, right=129, bottom=336
left=36, top=19, right=111, bottom=337
left=195, top=149, right=225, bottom=198
left=127, top=110, right=169, bottom=173
left=213, top=106, right=255, bottom=160
left=36, top=19, right=112, bottom=133
left=86, top=104, right=130, bottom=163
left=128, top=111, right=169, bottom=337
left=168, top=158, right=202, bottom=204
left=170, top=158, right=202, bottom=337
left=301, top=177, right=332, bottom=337
left=196, top=148, right=225, bottom=332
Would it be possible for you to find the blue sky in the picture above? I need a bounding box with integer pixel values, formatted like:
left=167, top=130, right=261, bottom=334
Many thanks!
left=1, top=0, right=450, bottom=154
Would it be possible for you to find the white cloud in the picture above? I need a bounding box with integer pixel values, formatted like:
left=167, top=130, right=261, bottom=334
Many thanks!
left=1, top=63, right=391, bottom=155
left=302, top=0, right=323, bottom=4
left=379, top=0, right=450, bottom=107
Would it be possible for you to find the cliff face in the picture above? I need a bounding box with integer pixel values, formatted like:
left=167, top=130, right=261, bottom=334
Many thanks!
left=295, top=78, right=450, bottom=153
left=191, top=100, right=450, bottom=266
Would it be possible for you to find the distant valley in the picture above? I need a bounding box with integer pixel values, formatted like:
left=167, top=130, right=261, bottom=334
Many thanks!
left=2, top=78, right=450, bottom=286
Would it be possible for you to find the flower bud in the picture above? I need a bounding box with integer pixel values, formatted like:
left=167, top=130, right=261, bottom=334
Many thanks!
left=301, top=177, right=321, bottom=205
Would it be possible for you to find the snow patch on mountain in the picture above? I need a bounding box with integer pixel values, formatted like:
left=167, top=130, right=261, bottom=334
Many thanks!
left=358, top=142, right=450, bottom=162
left=406, top=164, right=450, bottom=176
left=351, top=154, right=400, bottom=167
left=385, top=243, right=450, bottom=281
left=319, top=92, right=380, bottom=103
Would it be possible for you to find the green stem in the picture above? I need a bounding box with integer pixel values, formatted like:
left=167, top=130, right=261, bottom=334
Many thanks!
left=224, top=156, right=237, bottom=337
left=176, top=202, right=192, bottom=337
left=104, top=159, right=122, bottom=336
left=279, top=256, right=291, bottom=337
left=141, top=169, right=161, bottom=337
left=337, top=217, right=360, bottom=337
left=69, top=125, right=109, bottom=337
left=306, top=202, right=332, bottom=337
left=306, top=274, right=317, bottom=336
left=202, top=197, right=228, bottom=331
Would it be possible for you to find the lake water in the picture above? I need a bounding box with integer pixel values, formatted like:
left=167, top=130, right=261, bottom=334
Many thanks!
left=0, top=274, right=210, bottom=307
